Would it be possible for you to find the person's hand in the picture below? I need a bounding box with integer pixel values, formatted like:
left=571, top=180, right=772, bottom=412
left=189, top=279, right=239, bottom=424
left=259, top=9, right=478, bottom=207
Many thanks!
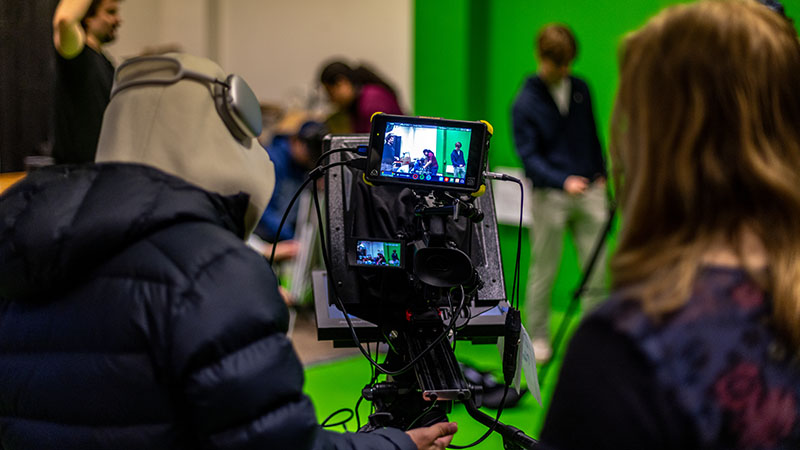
left=563, top=175, right=590, bottom=195
left=270, top=240, right=301, bottom=262
left=278, top=286, right=293, bottom=306
left=406, top=422, right=458, bottom=450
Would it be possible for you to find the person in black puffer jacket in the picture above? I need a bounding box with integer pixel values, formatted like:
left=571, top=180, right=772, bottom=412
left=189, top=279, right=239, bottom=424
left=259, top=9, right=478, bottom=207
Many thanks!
left=0, top=53, right=456, bottom=450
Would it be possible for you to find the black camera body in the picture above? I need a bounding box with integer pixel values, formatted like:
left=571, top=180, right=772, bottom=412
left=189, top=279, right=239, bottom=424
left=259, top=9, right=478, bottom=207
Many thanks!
left=318, top=125, right=507, bottom=340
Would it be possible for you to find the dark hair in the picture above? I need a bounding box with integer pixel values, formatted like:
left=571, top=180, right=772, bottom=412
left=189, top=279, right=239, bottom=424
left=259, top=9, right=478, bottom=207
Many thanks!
left=536, top=24, right=577, bottom=65
left=758, top=0, right=786, bottom=17
left=319, top=60, right=398, bottom=98
left=296, top=121, right=328, bottom=162
left=80, top=0, right=106, bottom=29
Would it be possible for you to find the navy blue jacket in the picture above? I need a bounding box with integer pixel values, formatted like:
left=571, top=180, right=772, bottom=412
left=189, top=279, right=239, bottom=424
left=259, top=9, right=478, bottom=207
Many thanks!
left=511, top=75, right=606, bottom=189
left=450, top=149, right=466, bottom=168
left=0, top=163, right=413, bottom=450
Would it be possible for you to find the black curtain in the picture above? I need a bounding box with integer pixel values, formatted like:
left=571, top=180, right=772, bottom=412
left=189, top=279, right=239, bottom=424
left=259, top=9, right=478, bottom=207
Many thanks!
left=0, top=0, right=59, bottom=173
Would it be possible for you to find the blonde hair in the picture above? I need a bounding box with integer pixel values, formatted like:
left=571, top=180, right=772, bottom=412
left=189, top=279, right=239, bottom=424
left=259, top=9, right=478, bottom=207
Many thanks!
left=610, top=0, right=800, bottom=347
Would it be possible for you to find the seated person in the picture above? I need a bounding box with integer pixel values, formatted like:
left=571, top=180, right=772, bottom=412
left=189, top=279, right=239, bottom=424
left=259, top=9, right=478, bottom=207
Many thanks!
left=375, top=252, right=387, bottom=265
left=255, top=119, right=328, bottom=246
left=421, top=149, right=439, bottom=176
left=319, top=60, right=404, bottom=133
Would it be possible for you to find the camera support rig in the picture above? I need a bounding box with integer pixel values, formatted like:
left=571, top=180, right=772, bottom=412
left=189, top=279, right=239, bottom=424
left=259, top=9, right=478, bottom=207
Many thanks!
left=317, top=133, right=538, bottom=449
left=358, top=192, right=537, bottom=450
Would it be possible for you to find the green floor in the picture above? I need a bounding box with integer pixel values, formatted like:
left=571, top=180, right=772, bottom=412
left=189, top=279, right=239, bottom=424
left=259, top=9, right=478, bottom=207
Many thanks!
left=304, top=309, right=582, bottom=449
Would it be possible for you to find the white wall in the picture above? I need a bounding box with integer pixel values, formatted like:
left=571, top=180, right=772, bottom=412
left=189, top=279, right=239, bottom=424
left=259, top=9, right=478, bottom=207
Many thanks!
left=106, top=0, right=413, bottom=112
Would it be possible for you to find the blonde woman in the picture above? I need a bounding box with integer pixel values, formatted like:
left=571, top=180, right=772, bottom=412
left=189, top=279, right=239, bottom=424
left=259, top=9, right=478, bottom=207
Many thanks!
left=541, top=1, right=800, bottom=448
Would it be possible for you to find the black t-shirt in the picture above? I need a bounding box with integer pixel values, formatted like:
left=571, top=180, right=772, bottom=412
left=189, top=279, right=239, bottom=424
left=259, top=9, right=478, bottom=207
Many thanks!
left=53, top=46, right=115, bottom=164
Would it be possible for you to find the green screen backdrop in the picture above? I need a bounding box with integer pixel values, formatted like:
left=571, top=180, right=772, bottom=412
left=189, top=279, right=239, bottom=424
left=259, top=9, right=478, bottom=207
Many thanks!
left=414, top=0, right=799, bottom=324
left=409, top=0, right=800, bottom=442
left=306, top=3, right=800, bottom=448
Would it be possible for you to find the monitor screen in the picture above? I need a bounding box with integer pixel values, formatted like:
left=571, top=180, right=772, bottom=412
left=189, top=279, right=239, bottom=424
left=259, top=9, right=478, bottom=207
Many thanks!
left=354, top=239, right=403, bottom=268
left=365, top=114, right=489, bottom=193
left=379, top=121, right=473, bottom=186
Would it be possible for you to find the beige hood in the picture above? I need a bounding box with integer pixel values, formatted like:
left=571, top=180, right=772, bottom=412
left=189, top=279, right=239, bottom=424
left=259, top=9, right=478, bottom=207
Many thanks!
left=95, top=53, right=274, bottom=237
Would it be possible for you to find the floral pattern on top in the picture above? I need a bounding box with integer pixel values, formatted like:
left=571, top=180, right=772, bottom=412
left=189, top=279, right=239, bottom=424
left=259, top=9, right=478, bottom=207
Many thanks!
left=597, top=267, right=800, bottom=449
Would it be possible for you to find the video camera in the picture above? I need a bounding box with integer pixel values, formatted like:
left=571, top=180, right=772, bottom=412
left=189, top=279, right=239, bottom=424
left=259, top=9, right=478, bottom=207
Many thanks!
left=312, top=114, right=537, bottom=449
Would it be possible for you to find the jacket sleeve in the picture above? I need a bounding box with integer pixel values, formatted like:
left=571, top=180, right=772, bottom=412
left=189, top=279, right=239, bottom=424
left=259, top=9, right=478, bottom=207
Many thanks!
left=511, top=96, right=569, bottom=189
left=314, top=428, right=416, bottom=450
left=168, top=243, right=319, bottom=450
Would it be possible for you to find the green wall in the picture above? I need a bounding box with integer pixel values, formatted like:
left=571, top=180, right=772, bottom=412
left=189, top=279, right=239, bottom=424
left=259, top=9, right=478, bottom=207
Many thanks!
left=414, top=0, right=799, bottom=316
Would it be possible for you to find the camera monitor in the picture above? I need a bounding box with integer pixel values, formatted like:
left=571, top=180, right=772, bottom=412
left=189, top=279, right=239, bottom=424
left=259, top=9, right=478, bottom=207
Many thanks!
left=349, top=238, right=404, bottom=269
left=365, top=114, right=491, bottom=193
left=321, top=134, right=507, bottom=334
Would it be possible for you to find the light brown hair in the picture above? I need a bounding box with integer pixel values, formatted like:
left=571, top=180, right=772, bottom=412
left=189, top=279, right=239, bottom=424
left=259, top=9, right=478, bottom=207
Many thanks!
left=610, top=0, right=800, bottom=347
left=536, top=24, right=577, bottom=66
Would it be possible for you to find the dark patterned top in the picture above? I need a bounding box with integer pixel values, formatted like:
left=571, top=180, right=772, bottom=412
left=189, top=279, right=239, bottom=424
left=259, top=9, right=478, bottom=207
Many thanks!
left=541, top=266, right=800, bottom=450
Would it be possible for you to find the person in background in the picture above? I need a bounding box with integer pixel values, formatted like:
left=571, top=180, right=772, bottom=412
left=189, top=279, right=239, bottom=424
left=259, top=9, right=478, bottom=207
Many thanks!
left=0, top=53, right=456, bottom=450
left=421, top=149, right=438, bottom=176
left=319, top=60, right=404, bottom=133
left=450, top=141, right=466, bottom=179
left=511, top=23, right=608, bottom=363
left=382, top=133, right=399, bottom=169
left=52, top=0, right=122, bottom=164
left=255, top=118, right=328, bottom=247
left=541, top=1, right=800, bottom=448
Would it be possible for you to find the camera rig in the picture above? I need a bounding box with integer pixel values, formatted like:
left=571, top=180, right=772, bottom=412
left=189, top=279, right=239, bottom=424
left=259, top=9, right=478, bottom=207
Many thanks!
left=313, top=118, right=538, bottom=449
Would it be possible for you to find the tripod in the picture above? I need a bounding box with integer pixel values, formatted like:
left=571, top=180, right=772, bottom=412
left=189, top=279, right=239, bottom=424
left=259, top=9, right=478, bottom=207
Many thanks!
left=359, top=309, right=538, bottom=450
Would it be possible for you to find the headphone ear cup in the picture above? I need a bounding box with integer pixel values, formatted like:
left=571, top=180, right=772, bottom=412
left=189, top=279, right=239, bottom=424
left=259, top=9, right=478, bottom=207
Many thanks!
left=213, top=78, right=249, bottom=143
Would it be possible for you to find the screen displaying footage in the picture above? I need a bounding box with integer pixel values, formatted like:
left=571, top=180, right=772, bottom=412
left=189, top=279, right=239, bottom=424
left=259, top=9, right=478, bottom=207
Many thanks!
left=355, top=240, right=403, bottom=268
left=379, top=121, right=473, bottom=186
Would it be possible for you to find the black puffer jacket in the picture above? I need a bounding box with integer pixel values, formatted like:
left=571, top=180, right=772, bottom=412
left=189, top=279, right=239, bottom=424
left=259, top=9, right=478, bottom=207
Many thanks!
left=0, top=163, right=413, bottom=450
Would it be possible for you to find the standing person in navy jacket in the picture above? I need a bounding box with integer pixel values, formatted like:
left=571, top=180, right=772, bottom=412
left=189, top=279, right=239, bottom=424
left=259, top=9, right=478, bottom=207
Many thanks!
left=511, top=23, right=608, bottom=363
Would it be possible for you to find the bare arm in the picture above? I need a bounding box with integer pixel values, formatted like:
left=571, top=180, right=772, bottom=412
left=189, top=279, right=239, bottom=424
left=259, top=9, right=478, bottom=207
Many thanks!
left=53, top=0, right=93, bottom=58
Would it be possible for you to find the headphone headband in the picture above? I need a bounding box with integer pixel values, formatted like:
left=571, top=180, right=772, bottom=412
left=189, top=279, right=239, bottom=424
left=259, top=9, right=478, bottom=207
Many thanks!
left=110, top=55, right=262, bottom=142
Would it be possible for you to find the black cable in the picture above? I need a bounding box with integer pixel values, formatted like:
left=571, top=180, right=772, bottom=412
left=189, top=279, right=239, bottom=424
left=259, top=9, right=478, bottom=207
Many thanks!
left=268, top=175, right=314, bottom=266
left=268, top=159, right=352, bottom=266
left=356, top=342, right=381, bottom=430
left=448, top=385, right=509, bottom=449
left=311, top=176, right=467, bottom=377
left=315, top=147, right=356, bottom=168
left=354, top=395, right=364, bottom=430
left=406, top=400, right=439, bottom=431
left=321, top=408, right=355, bottom=430
left=510, top=178, right=524, bottom=311
left=482, top=172, right=525, bottom=311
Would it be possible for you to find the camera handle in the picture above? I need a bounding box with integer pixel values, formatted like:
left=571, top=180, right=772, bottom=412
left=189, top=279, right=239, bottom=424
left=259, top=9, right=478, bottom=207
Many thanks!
left=414, top=194, right=484, bottom=224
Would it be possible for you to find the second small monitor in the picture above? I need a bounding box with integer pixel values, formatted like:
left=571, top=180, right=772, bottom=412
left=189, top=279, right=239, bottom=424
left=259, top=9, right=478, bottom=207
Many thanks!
left=351, top=238, right=404, bottom=269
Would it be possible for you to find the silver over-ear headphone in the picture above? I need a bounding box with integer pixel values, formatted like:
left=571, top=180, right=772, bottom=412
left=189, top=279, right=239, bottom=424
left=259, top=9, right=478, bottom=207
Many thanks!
left=110, top=55, right=262, bottom=143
